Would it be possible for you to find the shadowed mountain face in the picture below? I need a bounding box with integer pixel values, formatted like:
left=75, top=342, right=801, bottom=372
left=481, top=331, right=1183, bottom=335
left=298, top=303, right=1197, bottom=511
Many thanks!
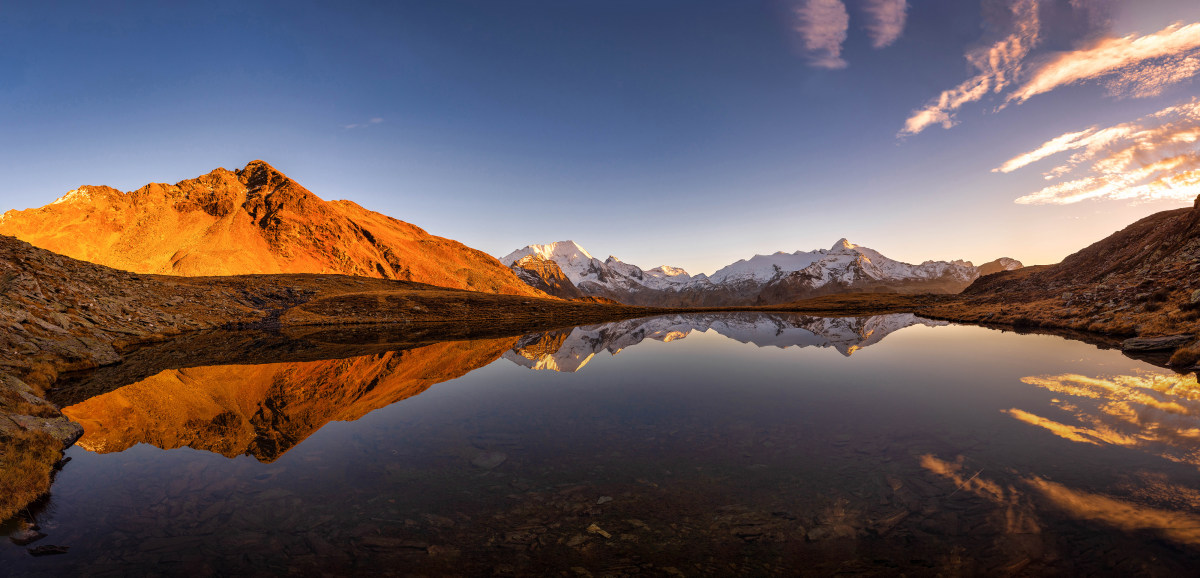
left=0, top=160, right=543, bottom=297
left=504, top=313, right=947, bottom=372
left=959, top=194, right=1200, bottom=340
left=969, top=195, right=1200, bottom=297
left=61, top=337, right=517, bottom=462
left=508, top=254, right=584, bottom=300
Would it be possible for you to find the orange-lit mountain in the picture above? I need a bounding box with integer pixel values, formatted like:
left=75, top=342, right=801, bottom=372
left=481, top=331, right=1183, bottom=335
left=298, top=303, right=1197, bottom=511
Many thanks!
left=62, top=338, right=516, bottom=461
left=0, top=160, right=544, bottom=297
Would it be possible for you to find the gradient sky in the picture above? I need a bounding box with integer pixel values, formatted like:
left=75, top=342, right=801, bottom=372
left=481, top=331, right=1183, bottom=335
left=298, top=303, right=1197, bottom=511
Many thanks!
left=3, top=0, right=1200, bottom=274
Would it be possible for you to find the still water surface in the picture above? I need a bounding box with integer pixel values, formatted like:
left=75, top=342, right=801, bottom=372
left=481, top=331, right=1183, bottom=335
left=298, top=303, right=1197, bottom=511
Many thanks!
left=4, top=313, right=1200, bottom=576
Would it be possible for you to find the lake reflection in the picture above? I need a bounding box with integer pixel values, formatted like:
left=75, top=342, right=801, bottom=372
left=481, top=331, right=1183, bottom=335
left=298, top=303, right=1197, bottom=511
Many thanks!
left=5, top=313, right=1200, bottom=576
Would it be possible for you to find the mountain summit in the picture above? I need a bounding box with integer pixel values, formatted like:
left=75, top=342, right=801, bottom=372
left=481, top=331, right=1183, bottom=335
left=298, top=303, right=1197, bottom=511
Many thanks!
left=0, top=161, right=543, bottom=297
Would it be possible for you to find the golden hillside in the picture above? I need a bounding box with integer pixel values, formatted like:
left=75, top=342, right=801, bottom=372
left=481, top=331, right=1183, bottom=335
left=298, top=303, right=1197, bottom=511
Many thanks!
left=0, top=160, right=544, bottom=297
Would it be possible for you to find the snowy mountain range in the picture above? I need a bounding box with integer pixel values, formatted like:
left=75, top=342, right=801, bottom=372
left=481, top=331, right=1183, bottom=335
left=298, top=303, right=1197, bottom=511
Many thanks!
left=500, top=240, right=1021, bottom=306
left=503, top=313, right=948, bottom=372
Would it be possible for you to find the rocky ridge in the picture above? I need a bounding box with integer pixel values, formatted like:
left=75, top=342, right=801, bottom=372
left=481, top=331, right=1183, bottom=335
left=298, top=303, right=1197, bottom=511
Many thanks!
left=935, top=195, right=1200, bottom=367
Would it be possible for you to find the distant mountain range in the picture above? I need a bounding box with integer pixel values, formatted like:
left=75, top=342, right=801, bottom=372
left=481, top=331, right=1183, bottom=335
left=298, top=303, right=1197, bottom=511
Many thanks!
left=504, top=313, right=947, bottom=372
left=0, top=160, right=544, bottom=297
left=502, top=240, right=1021, bottom=306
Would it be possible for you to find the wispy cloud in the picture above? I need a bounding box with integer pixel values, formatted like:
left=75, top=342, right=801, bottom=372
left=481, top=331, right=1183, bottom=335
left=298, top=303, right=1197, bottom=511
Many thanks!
left=343, top=117, right=384, bottom=130
left=795, top=0, right=850, bottom=69
left=899, top=0, right=1041, bottom=137
left=861, top=0, right=908, bottom=48
left=1009, top=22, right=1200, bottom=103
left=996, top=98, right=1200, bottom=204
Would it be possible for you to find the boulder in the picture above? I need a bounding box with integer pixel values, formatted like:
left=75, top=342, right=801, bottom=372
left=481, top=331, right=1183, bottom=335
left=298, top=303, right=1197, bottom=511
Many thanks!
left=1121, top=334, right=1196, bottom=352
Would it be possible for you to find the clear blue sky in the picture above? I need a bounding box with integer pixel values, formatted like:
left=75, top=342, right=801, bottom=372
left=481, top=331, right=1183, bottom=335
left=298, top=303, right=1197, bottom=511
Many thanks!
left=3, top=0, right=1199, bottom=274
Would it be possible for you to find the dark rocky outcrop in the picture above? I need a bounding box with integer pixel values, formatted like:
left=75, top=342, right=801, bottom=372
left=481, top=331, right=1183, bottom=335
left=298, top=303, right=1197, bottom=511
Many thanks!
left=509, top=255, right=584, bottom=300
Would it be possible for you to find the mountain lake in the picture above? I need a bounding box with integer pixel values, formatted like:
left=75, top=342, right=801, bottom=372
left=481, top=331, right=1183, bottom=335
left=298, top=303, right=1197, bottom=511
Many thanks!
left=3, top=313, right=1200, bottom=576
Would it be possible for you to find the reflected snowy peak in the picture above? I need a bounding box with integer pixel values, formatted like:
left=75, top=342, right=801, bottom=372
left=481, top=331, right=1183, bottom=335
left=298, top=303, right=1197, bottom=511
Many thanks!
left=505, top=313, right=947, bottom=372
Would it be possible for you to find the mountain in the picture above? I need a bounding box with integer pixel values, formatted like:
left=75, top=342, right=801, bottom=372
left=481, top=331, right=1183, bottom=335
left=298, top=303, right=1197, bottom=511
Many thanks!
left=0, top=160, right=544, bottom=297
left=957, top=194, right=1200, bottom=361
left=977, top=257, right=1024, bottom=277
left=503, top=313, right=948, bottom=372
left=501, top=239, right=1022, bottom=306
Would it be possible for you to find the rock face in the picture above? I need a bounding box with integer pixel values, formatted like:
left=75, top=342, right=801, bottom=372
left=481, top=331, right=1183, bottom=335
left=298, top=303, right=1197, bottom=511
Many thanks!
left=508, top=254, right=585, bottom=300
left=0, top=160, right=544, bottom=297
left=502, top=240, right=1022, bottom=306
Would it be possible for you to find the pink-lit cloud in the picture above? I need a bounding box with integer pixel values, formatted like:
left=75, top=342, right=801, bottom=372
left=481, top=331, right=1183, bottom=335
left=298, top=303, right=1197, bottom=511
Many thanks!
left=997, top=98, right=1200, bottom=204
left=1009, top=22, right=1200, bottom=103
left=861, top=0, right=908, bottom=48
left=899, top=0, right=1041, bottom=136
left=795, top=0, right=851, bottom=69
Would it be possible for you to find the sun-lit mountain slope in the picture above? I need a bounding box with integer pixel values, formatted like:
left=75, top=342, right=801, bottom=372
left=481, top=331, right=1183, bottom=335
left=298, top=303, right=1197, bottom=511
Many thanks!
left=0, top=160, right=544, bottom=297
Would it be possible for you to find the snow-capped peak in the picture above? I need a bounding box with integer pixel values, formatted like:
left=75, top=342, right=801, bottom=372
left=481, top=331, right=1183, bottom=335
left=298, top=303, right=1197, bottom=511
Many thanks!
left=708, top=250, right=825, bottom=284
left=644, top=264, right=693, bottom=285
left=502, top=240, right=614, bottom=287
left=502, top=240, right=702, bottom=292
left=650, top=265, right=688, bottom=277
left=502, top=240, right=593, bottom=267
left=831, top=238, right=857, bottom=252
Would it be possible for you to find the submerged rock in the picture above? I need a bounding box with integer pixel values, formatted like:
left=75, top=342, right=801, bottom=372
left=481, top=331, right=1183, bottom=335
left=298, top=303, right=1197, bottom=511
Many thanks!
left=10, top=528, right=47, bottom=546
left=471, top=451, right=508, bottom=470
left=27, top=544, right=69, bottom=556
